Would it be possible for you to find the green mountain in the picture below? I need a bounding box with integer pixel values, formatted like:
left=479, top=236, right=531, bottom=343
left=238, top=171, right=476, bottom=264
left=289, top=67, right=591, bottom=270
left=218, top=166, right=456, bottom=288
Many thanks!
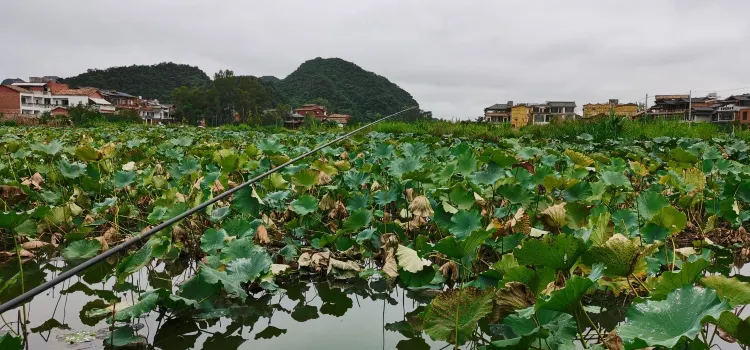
left=276, top=57, right=419, bottom=121
left=62, top=63, right=211, bottom=102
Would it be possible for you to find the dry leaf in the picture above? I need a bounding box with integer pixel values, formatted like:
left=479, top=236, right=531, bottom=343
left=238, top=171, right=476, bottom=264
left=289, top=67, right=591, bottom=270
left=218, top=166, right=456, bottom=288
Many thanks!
left=21, top=240, right=50, bottom=250
left=409, top=196, right=434, bottom=218
left=318, top=171, right=332, bottom=185
left=603, top=329, right=624, bottom=350
left=21, top=173, right=44, bottom=190
left=271, top=264, right=291, bottom=275
left=95, top=236, right=110, bottom=251
left=255, top=225, right=270, bottom=245
left=439, top=261, right=458, bottom=282
left=0, top=185, right=27, bottom=204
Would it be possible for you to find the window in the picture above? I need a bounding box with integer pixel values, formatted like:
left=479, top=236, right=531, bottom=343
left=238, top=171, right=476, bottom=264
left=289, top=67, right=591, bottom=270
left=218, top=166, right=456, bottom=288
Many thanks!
left=744, top=111, right=748, bottom=121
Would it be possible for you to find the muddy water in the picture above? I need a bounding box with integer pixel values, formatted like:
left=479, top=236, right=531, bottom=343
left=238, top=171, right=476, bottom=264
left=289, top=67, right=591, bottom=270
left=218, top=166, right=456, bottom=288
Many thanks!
left=0, top=258, right=453, bottom=350
left=2, top=259, right=749, bottom=349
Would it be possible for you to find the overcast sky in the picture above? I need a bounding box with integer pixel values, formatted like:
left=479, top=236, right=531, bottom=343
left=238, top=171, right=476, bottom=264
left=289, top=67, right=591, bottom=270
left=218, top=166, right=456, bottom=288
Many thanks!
left=2, top=1, right=749, bottom=119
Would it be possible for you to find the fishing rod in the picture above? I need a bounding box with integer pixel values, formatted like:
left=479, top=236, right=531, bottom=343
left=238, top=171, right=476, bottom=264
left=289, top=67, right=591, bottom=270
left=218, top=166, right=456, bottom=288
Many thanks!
left=0, top=106, right=417, bottom=315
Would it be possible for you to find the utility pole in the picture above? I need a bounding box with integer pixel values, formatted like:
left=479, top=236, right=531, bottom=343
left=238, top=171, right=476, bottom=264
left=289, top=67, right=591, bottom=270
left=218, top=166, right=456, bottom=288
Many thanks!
left=688, top=90, right=693, bottom=122
left=644, top=93, right=648, bottom=121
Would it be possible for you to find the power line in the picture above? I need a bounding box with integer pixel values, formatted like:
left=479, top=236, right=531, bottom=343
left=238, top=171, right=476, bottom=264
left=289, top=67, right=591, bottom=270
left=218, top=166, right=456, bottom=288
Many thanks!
left=0, top=106, right=418, bottom=316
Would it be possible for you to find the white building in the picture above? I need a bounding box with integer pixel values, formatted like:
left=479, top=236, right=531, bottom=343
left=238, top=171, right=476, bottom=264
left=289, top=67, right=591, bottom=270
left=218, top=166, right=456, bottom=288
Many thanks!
left=139, top=99, right=174, bottom=124
left=14, top=82, right=114, bottom=115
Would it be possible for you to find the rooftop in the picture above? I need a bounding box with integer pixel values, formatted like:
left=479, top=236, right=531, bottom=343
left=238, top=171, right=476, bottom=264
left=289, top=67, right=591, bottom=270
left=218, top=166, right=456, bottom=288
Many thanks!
left=54, top=88, right=99, bottom=96
left=546, top=101, right=576, bottom=107
left=12, top=82, right=47, bottom=87
left=485, top=103, right=510, bottom=110
left=1, top=85, right=30, bottom=93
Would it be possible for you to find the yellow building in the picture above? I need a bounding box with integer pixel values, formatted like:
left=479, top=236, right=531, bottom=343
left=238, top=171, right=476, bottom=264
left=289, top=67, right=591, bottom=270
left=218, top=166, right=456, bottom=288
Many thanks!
left=583, top=99, right=639, bottom=118
left=511, top=104, right=533, bottom=128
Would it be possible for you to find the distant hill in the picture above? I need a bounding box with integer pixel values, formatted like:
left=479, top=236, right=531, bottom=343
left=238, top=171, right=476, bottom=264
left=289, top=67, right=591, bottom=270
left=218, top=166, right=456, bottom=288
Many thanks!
left=62, top=63, right=211, bottom=102
left=276, top=57, right=418, bottom=121
left=259, top=76, right=281, bottom=83
left=1, top=78, right=23, bottom=85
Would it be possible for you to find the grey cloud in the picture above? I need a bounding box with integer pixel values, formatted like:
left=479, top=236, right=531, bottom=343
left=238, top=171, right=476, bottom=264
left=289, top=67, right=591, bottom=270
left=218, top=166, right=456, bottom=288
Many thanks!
left=1, top=0, right=749, bottom=119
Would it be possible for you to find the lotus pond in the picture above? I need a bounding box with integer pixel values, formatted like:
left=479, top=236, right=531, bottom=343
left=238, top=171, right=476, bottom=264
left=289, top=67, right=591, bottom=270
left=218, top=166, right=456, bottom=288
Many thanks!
left=1, top=125, right=750, bottom=349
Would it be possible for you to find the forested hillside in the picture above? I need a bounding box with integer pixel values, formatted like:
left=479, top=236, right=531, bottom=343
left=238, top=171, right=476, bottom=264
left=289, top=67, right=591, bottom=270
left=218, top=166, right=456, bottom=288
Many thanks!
left=277, top=57, right=419, bottom=122
left=62, top=63, right=211, bottom=102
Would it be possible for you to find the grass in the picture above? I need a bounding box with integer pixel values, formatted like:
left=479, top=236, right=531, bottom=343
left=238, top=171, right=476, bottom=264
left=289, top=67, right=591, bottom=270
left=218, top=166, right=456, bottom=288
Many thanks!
left=367, top=118, right=729, bottom=142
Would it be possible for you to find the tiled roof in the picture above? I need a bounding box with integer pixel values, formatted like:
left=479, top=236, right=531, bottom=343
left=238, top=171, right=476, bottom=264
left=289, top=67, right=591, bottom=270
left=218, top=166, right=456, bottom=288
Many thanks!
left=485, top=103, right=509, bottom=110
left=54, top=88, right=98, bottom=96
left=546, top=101, right=576, bottom=107
left=1, top=85, right=30, bottom=93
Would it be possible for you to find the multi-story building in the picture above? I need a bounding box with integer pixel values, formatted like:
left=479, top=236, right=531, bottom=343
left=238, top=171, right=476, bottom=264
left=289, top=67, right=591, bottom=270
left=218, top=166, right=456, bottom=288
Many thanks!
left=139, top=99, right=175, bottom=124
left=294, top=104, right=327, bottom=118
left=583, top=99, right=639, bottom=118
left=533, top=101, right=576, bottom=124
left=5, top=80, right=114, bottom=116
left=101, top=90, right=140, bottom=110
left=483, top=101, right=513, bottom=123
left=510, top=104, right=533, bottom=128
left=644, top=94, right=721, bottom=122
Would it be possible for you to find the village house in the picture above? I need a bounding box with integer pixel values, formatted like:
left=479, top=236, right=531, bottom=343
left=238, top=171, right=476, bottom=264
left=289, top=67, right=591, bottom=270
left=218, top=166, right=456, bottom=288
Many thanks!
left=583, top=99, right=639, bottom=118
left=533, top=101, right=576, bottom=124
left=0, top=79, right=115, bottom=116
left=510, top=104, right=534, bottom=128
left=324, top=113, right=351, bottom=126
left=101, top=90, right=140, bottom=110
left=139, top=99, right=175, bottom=124
left=294, top=104, right=327, bottom=118
left=483, top=102, right=513, bottom=124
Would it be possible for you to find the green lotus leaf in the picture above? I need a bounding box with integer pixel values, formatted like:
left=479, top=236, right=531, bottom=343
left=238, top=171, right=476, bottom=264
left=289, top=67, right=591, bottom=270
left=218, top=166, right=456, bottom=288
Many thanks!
left=535, top=263, right=603, bottom=313
left=449, top=210, right=482, bottom=240
left=705, top=311, right=750, bottom=345
left=62, top=240, right=101, bottom=260
left=30, top=140, right=63, bottom=156
left=114, top=170, right=136, bottom=189
left=649, top=206, right=687, bottom=234
left=372, top=143, right=395, bottom=159
left=58, top=159, right=87, bottom=179
left=343, top=208, right=372, bottom=232
left=433, top=229, right=490, bottom=260
left=0, top=333, right=22, bottom=350
left=500, top=266, right=556, bottom=296
left=402, top=142, right=429, bottom=158
left=75, top=145, right=99, bottom=161
left=110, top=290, right=162, bottom=322
left=198, top=263, right=247, bottom=299
left=449, top=185, right=475, bottom=210
left=423, top=287, right=494, bottom=345
left=104, top=326, right=147, bottom=347
left=226, top=253, right=272, bottom=283
left=636, top=190, right=669, bottom=220
left=456, top=152, right=478, bottom=175
left=233, top=187, right=261, bottom=217
left=200, top=228, right=228, bottom=253
left=116, top=244, right=153, bottom=282
left=222, top=218, right=255, bottom=239
left=290, top=195, right=318, bottom=216
left=650, top=258, right=710, bottom=300
left=600, top=170, right=631, bottom=188
left=514, top=234, right=586, bottom=270
left=497, top=185, right=533, bottom=206
left=700, top=275, right=750, bottom=307
left=221, top=237, right=259, bottom=263
left=291, top=169, right=319, bottom=189
left=583, top=234, right=646, bottom=277
left=561, top=182, right=593, bottom=202
left=470, top=163, right=503, bottom=186
left=588, top=210, right=612, bottom=247
left=373, top=187, right=399, bottom=206
left=209, top=206, right=231, bottom=222
left=388, top=157, right=423, bottom=178
left=617, top=286, right=729, bottom=348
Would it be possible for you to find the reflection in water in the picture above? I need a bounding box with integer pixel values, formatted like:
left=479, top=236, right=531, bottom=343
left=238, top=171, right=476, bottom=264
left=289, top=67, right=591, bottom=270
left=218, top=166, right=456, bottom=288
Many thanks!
left=0, top=258, right=455, bottom=349
left=3, top=258, right=749, bottom=349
